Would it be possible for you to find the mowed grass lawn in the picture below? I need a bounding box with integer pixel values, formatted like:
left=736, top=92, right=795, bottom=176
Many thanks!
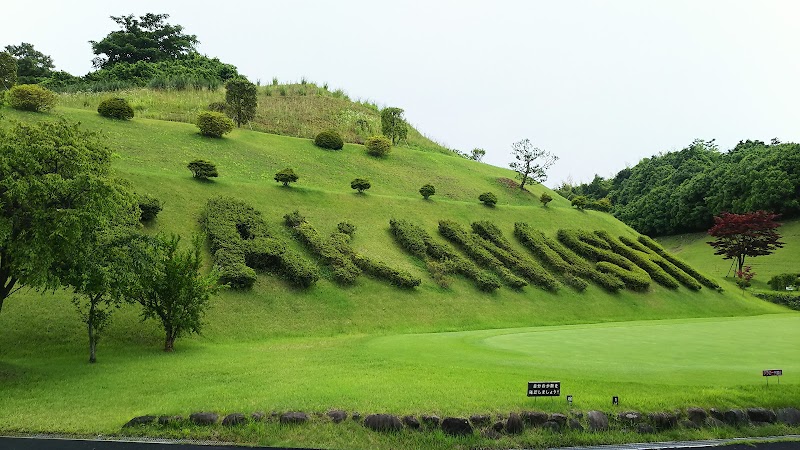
left=1, top=313, right=798, bottom=435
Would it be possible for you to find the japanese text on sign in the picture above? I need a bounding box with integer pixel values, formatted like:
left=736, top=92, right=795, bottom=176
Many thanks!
left=527, top=381, right=561, bottom=397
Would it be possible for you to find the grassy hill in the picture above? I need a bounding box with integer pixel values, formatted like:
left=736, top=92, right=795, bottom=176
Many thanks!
left=0, top=100, right=798, bottom=449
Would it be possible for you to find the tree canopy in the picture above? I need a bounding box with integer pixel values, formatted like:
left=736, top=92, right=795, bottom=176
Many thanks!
left=3, top=43, right=54, bottom=84
left=0, top=119, right=138, bottom=313
left=508, top=139, right=558, bottom=190
left=225, top=78, right=257, bottom=127
left=0, top=52, right=17, bottom=90
left=380, top=107, right=408, bottom=145
left=90, top=13, right=199, bottom=69
left=707, top=211, right=784, bottom=274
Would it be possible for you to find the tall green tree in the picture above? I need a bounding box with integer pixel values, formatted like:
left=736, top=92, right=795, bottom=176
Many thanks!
left=0, top=52, right=17, bottom=90
left=90, top=13, right=198, bottom=69
left=380, top=107, right=408, bottom=145
left=225, top=78, right=257, bottom=127
left=508, top=138, right=558, bottom=190
left=0, top=119, right=128, bottom=314
left=3, top=43, right=54, bottom=84
left=136, top=234, right=221, bottom=352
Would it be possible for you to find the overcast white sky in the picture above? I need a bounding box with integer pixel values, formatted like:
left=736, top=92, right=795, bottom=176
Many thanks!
left=3, top=1, right=799, bottom=186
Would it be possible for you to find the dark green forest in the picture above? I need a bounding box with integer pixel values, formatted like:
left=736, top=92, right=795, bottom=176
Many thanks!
left=556, top=139, right=800, bottom=236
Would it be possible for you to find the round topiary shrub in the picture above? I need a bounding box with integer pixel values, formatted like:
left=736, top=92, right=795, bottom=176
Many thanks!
left=364, top=135, right=392, bottom=157
left=351, top=178, right=371, bottom=193
left=187, top=159, right=219, bottom=179
left=275, top=168, right=298, bottom=187
left=479, top=192, right=498, bottom=207
left=97, top=97, right=134, bottom=120
left=196, top=111, right=234, bottom=138
left=419, top=184, right=435, bottom=200
left=7, top=84, right=57, bottom=112
left=314, top=129, right=344, bottom=150
left=137, top=193, right=162, bottom=222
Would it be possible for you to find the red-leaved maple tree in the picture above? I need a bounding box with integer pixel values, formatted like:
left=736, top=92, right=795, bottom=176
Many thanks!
left=707, top=211, right=784, bottom=274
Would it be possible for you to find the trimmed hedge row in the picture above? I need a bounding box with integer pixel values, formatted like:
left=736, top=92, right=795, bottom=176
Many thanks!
left=753, top=291, right=800, bottom=310
left=595, top=231, right=680, bottom=289
left=352, top=254, right=421, bottom=289
left=285, top=212, right=361, bottom=285
left=513, top=224, right=608, bottom=292
left=619, top=236, right=702, bottom=290
left=438, top=220, right=528, bottom=290
left=202, top=197, right=319, bottom=288
left=462, top=221, right=560, bottom=291
left=558, top=229, right=651, bottom=291
left=389, top=219, right=501, bottom=291
left=638, top=235, right=721, bottom=290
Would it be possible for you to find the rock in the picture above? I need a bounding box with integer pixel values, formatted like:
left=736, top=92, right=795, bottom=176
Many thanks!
left=469, top=414, right=491, bottom=427
left=505, top=413, right=524, bottom=434
left=481, top=429, right=501, bottom=440
left=571, top=411, right=584, bottom=419
left=421, top=415, right=440, bottom=427
left=587, top=411, right=608, bottom=431
left=270, top=411, right=280, bottom=420
left=441, top=417, right=473, bottom=436
left=327, top=410, right=347, bottom=423
left=123, top=415, right=156, bottom=428
left=351, top=412, right=362, bottom=422
left=189, top=412, right=218, bottom=426
left=618, top=410, right=642, bottom=424
left=364, top=414, right=402, bottom=432
left=747, top=408, right=777, bottom=423
left=157, top=415, right=182, bottom=425
left=280, top=412, right=309, bottom=425
left=681, top=420, right=700, bottom=429
left=723, top=409, right=747, bottom=426
left=402, top=415, right=420, bottom=429
left=709, top=408, right=724, bottom=421
left=549, top=413, right=567, bottom=427
left=648, top=412, right=678, bottom=430
left=492, top=421, right=504, bottom=432
left=777, top=408, right=800, bottom=426
left=568, top=419, right=584, bottom=431
left=705, top=417, right=725, bottom=428
left=521, top=410, right=548, bottom=426
left=251, top=412, right=265, bottom=422
left=222, top=413, right=246, bottom=427
left=637, top=424, right=655, bottom=434
left=687, top=407, right=707, bottom=423
left=542, top=420, right=560, bottom=432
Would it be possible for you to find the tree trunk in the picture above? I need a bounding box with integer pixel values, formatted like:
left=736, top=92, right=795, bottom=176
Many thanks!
left=88, top=298, right=97, bottom=363
left=0, top=275, right=18, bottom=314
left=164, top=333, right=175, bottom=352
left=737, top=255, right=745, bottom=274
left=519, top=172, right=529, bottom=190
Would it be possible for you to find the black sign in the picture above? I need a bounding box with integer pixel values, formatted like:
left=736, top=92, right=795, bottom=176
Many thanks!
left=612, top=396, right=619, bottom=405
left=527, top=381, right=560, bottom=397
left=763, top=369, right=783, bottom=377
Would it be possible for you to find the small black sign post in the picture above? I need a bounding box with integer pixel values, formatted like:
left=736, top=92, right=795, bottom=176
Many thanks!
left=763, top=369, right=783, bottom=386
left=612, top=396, right=619, bottom=406
left=566, top=395, right=573, bottom=406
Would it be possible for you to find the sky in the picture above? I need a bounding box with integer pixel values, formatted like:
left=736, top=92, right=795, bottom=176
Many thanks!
left=3, top=0, right=800, bottom=187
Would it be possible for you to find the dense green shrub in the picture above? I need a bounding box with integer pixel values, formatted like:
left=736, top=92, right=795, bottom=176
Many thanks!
left=768, top=273, right=799, bottom=291
left=365, top=135, right=391, bottom=157
left=753, top=291, right=800, bottom=310
left=314, top=129, right=344, bottom=150
left=97, top=97, right=134, bottom=120
left=353, top=254, right=421, bottom=288
left=187, top=159, right=218, bottom=179
left=202, top=196, right=318, bottom=288
left=388, top=219, right=428, bottom=258
left=283, top=210, right=305, bottom=227
left=571, top=195, right=588, bottom=210
left=284, top=213, right=361, bottom=285
left=419, top=184, right=436, bottom=200
left=479, top=192, right=497, bottom=207
left=558, top=229, right=651, bottom=291
left=351, top=178, right=371, bottom=193
left=137, top=193, right=162, bottom=222
left=7, top=84, right=57, bottom=111
left=275, top=168, right=298, bottom=187
left=618, top=235, right=702, bottom=290
left=337, top=222, right=356, bottom=236
left=539, top=192, right=553, bottom=207
left=595, top=230, right=679, bottom=289
left=589, top=197, right=612, bottom=212
left=637, top=235, right=721, bottom=290
left=196, top=111, right=234, bottom=137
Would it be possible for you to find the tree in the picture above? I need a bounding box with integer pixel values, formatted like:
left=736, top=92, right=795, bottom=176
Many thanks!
left=136, top=234, right=220, bottom=352
left=508, top=139, right=559, bottom=190
left=225, top=78, right=257, bottom=127
left=351, top=178, right=371, bottom=193
left=365, top=136, right=392, bottom=157
left=470, top=148, right=486, bottom=162
left=0, top=52, right=17, bottom=90
left=479, top=192, right=498, bottom=207
left=571, top=195, right=588, bottom=210
left=419, top=184, right=436, bottom=200
left=196, top=111, right=234, bottom=137
left=275, top=168, right=298, bottom=187
left=90, top=13, right=198, bottom=69
left=0, top=119, right=133, bottom=314
left=707, top=211, right=784, bottom=274
left=187, top=159, right=219, bottom=179
left=4, top=43, right=54, bottom=84
left=539, top=192, right=553, bottom=207
left=380, top=107, right=408, bottom=145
